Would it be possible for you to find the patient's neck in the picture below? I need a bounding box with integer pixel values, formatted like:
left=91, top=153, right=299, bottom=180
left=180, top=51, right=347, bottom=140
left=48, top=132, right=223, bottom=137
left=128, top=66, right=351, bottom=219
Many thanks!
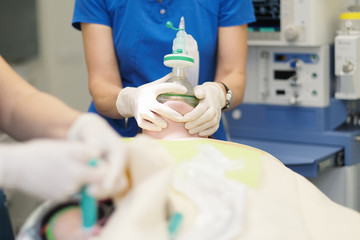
left=142, top=100, right=200, bottom=140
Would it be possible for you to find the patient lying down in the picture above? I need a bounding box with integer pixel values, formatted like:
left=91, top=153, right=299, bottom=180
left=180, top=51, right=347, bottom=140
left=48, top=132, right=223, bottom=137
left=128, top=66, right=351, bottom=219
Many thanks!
left=18, top=100, right=360, bottom=240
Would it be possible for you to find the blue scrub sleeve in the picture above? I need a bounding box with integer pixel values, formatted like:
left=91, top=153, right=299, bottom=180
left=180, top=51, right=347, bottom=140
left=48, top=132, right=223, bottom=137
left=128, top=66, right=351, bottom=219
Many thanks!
left=219, top=0, right=256, bottom=26
left=72, top=0, right=112, bottom=30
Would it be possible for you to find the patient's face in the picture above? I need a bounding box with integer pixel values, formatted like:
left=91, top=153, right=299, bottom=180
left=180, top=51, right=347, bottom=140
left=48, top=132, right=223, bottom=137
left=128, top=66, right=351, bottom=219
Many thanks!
left=143, top=100, right=201, bottom=139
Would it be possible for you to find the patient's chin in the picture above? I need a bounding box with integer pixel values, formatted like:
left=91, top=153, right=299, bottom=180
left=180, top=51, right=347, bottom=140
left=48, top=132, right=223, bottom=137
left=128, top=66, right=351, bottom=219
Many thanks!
left=143, top=100, right=200, bottom=139
left=164, top=100, right=194, bottom=115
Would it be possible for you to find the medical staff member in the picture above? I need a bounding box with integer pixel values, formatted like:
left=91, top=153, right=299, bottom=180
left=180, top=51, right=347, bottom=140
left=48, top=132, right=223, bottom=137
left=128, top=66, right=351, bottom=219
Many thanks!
left=0, top=56, right=128, bottom=239
left=72, top=0, right=255, bottom=140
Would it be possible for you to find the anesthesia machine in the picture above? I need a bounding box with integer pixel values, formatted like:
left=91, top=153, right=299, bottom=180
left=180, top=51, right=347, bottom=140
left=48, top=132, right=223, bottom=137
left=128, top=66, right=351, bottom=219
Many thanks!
left=225, top=0, right=360, bottom=211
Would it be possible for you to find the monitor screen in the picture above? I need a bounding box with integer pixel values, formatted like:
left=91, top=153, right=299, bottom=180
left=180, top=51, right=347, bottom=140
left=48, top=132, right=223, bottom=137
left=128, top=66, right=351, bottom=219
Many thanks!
left=248, top=0, right=280, bottom=33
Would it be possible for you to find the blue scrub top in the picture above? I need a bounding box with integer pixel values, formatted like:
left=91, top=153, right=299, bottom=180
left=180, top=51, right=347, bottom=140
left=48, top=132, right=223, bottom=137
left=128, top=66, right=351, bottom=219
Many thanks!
left=72, top=0, right=255, bottom=140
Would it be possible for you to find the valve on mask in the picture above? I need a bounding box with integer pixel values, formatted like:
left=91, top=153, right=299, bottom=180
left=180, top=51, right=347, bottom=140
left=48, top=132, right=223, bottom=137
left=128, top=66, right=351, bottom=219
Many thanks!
left=157, top=17, right=199, bottom=108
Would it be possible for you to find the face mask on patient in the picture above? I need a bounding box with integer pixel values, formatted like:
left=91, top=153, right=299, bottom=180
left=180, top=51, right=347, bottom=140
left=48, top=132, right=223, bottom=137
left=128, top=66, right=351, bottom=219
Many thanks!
left=142, top=100, right=201, bottom=139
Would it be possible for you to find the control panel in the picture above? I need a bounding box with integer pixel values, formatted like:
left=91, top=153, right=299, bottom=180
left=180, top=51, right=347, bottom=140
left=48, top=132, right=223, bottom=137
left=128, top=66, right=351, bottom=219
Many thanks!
left=244, top=45, right=331, bottom=107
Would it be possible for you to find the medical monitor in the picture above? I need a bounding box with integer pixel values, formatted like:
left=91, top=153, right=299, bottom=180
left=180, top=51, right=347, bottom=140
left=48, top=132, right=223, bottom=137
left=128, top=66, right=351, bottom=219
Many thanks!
left=248, top=0, right=280, bottom=38
left=248, top=0, right=342, bottom=46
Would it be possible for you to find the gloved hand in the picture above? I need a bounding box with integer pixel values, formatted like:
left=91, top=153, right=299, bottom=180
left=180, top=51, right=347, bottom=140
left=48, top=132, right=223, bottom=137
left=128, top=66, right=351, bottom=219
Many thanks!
left=183, top=82, right=226, bottom=137
left=0, top=139, right=106, bottom=200
left=68, top=113, right=128, bottom=199
left=116, top=74, right=187, bottom=131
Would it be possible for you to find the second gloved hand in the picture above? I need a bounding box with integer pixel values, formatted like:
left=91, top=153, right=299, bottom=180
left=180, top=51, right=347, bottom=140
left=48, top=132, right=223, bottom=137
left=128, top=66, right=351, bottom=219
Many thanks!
left=68, top=113, right=128, bottom=199
left=116, top=74, right=187, bottom=131
left=0, top=140, right=106, bottom=200
left=183, top=82, right=226, bottom=137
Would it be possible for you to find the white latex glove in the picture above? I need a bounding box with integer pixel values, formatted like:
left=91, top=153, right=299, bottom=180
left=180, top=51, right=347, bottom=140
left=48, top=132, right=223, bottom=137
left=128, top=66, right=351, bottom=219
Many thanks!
left=183, top=82, right=226, bottom=137
left=0, top=139, right=106, bottom=200
left=68, top=113, right=128, bottom=199
left=116, top=74, right=187, bottom=131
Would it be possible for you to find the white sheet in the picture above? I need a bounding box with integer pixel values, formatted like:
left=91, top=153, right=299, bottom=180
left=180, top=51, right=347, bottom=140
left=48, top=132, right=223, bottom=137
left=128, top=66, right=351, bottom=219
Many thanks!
left=94, top=136, right=360, bottom=240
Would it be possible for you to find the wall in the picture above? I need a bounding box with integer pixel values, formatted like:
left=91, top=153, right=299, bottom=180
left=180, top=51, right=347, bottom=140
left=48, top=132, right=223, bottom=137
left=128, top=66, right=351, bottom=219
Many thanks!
left=4, top=0, right=91, bottom=233
left=34, top=0, right=90, bottom=111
